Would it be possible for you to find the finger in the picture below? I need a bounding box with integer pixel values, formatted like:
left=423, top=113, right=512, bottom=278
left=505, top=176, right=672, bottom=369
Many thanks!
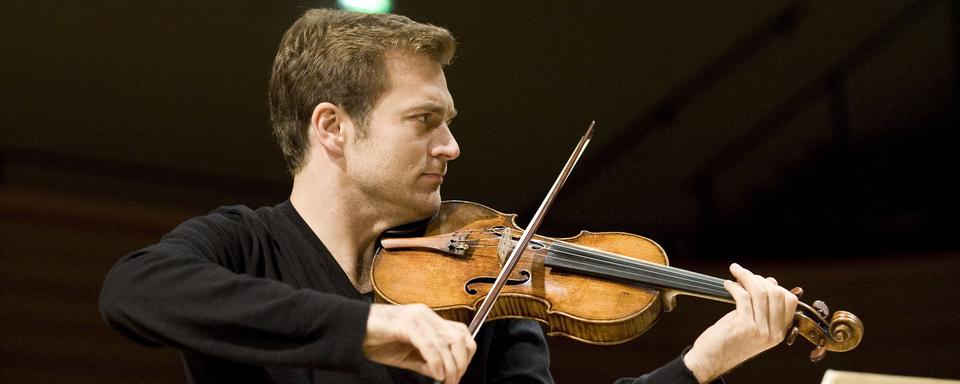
left=735, top=265, right=771, bottom=337
left=445, top=334, right=466, bottom=383
left=444, top=323, right=473, bottom=381
left=434, top=333, right=457, bottom=384
left=419, top=315, right=458, bottom=384
left=761, top=275, right=798, bottom=333
left=723, top=278, right=752, bottom=318
left=729, top=262, right=752, bottom=281
left=408, top=315, right=445, bottom=380
left=767, top=283, right=786, bottom=343
left=782, top=287, right=799, bottom=330
left=463, top=332, right=477, bottom=380
left=750, top=275, right=772, bottom=338
left=439, top=344, right=457, bottom=384
left=414, top=340, right=443, bottom=380
left=456, top=326, right=477, bottom=382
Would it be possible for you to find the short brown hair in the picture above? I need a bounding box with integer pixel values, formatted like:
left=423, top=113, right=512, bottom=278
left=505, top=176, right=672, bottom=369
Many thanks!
left=269, top=9, right=456, bottom=174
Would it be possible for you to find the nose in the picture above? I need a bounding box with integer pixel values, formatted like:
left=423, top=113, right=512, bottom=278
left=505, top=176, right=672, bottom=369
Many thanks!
left=431, top=124, right=460, bottom=161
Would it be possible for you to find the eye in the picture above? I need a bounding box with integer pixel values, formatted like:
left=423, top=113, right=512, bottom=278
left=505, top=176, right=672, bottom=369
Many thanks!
left=410, top=113, right=431, bottom=125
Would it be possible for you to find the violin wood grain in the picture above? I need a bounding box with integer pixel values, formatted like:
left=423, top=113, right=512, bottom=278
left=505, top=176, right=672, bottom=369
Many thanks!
left=373, top=200, right=672, bottom=344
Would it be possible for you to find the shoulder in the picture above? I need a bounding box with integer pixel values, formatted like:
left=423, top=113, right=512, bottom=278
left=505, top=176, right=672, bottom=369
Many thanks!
left=209, top=203, right=274, bottom=225
left=174, top=203, right=283, bottom=236
left=154, top=202, right=291, bottom=270
left=159, top=202, right=291, bottom=253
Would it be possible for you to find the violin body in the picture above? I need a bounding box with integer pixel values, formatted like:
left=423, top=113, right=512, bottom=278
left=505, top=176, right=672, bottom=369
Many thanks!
left=374, top=200, right=863, bottom=359
left=374, top=200, right=672, bottom=344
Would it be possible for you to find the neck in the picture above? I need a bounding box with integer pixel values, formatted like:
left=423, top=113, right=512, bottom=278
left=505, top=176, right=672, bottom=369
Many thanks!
left=289, top=171, right=398, bottom=293
left=543, top=240, right=732, bottom=301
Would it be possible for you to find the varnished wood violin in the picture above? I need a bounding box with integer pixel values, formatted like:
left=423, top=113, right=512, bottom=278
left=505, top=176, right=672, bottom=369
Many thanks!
left=373, top=201, right=862, bottom=362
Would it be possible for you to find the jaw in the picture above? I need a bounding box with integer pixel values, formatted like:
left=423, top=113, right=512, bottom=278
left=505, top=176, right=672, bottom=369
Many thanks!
left=411, top=186, right=447, bottom=225
left=363, top=186, right=443, bottom=231
left=402, top=188, right=443, bottom=222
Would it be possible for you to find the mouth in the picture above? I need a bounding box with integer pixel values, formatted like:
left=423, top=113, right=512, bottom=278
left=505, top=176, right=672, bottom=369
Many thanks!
left=421, top=163, right=447, bottom=185
left=422, top=173, right=444, bottom=182
left=421, top=168, right=446, bottom=185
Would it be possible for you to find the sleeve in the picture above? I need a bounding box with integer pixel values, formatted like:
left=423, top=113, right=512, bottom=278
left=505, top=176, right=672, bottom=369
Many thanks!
left=485, top=319, right=554, bottom=383
left=98, top=207, right=371, bottom=370
left=613, top=348, right=725, bottom=384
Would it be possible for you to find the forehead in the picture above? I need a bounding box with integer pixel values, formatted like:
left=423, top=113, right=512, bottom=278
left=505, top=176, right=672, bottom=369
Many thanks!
left=375, top=52, right=455, bottom=115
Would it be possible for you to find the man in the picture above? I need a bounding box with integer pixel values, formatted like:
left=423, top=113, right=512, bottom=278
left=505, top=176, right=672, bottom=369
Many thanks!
left=100, top=9, right=798, bottom=384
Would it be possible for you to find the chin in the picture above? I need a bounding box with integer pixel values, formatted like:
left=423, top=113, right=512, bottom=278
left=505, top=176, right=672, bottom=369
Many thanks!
left=397, top=191, right=442, bottom=222
left=420, top=192, right=443, bottom=216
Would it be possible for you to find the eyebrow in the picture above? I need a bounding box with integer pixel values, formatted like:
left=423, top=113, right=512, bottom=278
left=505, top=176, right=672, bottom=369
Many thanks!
left=412, top=103, right=457, bottom=121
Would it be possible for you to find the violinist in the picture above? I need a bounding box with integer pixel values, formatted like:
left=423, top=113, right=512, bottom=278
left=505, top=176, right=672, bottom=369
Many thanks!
left=99, top=8, right=799, bottom=384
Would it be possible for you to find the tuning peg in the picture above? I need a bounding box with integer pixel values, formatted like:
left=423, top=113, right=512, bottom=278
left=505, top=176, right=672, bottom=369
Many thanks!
left=789, top=287, right=804, bottom=298
left=812, top=300, right=830, bottom=317
left=785, top=326, right=799, bottom=346
left=810, top=338, right=827, bottom=362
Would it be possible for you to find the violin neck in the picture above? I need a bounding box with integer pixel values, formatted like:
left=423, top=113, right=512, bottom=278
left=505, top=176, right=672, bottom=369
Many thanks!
left=544, top=242, right=733, bottom=301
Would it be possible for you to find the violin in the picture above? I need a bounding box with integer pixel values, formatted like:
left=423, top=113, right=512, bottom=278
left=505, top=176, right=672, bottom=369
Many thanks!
left=372, top=122, right=862, bottom=362
left=372, top=201, right=863, bottom=362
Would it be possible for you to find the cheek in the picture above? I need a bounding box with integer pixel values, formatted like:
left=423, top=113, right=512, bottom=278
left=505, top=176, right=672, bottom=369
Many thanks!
left=391, top=143, right=423, bottom=166
left=372, top=146, right=418, bottom=177
left=358, top=131, right=430, bottom=177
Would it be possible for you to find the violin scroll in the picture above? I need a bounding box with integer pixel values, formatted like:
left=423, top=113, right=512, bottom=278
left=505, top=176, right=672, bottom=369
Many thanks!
left=787, top=295, right=864, bottom=362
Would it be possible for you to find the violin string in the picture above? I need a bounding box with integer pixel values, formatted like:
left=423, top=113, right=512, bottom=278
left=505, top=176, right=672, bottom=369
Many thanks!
left=549, top=241, right=726, bottom=286
left=545, top=257, right=728, bottom=297
left=486, top=227, right=725, bottom=289
left=462, top=229, right=729, bottom=297
left=561, top=253, right=728, bottom=296
left=544, top=251, right=731, bottom=298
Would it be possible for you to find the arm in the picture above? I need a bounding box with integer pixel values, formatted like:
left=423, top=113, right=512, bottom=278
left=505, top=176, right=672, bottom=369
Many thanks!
left=682, top=263, right=798, bottom=383
left=612, top=348, right=721, bottom=384
left=363, top=303, right=477, bottom=384
left=99, top=208, right=370, bottom=370
left=614, top=263, right=795, bottom=384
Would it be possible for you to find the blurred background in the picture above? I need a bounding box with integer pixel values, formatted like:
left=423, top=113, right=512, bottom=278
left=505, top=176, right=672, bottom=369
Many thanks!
left=1, top=0, right=958, bottom=383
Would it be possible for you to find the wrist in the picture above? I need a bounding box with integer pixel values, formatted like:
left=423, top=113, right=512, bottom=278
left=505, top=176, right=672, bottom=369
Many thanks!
left=682, top=349, right=715, bottom=384
left=363, top=304, right=388, bottom=346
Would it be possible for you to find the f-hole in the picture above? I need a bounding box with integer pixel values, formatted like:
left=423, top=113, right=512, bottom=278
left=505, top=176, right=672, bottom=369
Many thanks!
left=464, top=270, right=531, bottom=295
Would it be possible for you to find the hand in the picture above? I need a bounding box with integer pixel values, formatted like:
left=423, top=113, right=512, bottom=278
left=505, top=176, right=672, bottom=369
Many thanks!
left=363, top=303, right=477, bottom=384
left=683, top=263, right=799, bottom=383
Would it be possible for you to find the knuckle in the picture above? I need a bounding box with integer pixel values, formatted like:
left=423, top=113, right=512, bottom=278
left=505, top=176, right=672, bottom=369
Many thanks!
left=756, top=290, right=769, bottom=301
left=754, top=292, right=770, bottom=309
left=732, top=288, right=750, bottom=300
left=444, top=331, right=461, bottom=344
left=769, top=288, right=783, bottom=301
left=757, top=329, right=769, bottom=340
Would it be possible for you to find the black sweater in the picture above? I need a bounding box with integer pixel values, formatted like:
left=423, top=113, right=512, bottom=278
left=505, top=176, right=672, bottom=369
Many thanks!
left=100, top=201, right=704, bottom=383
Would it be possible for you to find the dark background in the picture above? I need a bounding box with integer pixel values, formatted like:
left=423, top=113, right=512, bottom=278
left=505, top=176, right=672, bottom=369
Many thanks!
left=2, top=1, right=958, bottom=383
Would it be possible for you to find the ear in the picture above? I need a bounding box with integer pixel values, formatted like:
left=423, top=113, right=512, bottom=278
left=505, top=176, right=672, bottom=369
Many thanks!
left=309, top=102, right=346, bottom=157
